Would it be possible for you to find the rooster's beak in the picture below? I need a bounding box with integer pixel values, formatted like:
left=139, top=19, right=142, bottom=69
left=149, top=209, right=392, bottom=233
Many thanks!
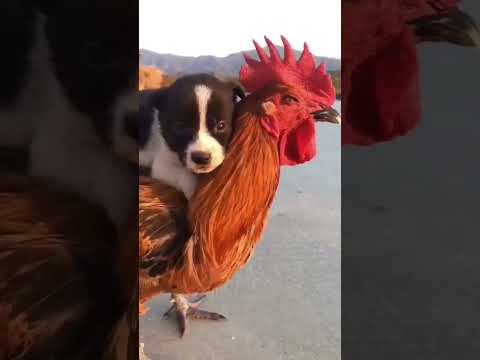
left=409, top=7, right=480, bottom=47
left=312, top=108, right=341, bottom=124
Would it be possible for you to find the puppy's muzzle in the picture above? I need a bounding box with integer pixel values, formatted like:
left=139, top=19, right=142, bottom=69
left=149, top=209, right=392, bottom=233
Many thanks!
left=190, top=151, right=212, bottom=166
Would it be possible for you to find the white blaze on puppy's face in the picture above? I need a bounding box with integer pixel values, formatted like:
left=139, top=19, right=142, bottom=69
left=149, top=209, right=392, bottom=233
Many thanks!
left=186, top=84, right=225, bottom=173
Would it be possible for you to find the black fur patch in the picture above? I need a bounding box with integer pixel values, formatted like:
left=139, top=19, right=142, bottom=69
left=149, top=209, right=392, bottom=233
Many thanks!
left=43, top=0, right=138, bottom=143
left=0, top=1, right=35, bottom=107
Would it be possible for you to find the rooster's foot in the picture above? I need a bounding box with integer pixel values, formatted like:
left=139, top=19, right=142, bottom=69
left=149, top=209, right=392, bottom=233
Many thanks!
left=163, top=293, right=226, bottom=337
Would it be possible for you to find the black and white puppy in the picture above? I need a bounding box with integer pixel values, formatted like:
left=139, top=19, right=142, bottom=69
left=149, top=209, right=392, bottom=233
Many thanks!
left=138, top=74, right=245, bottom=199
left=0, top=1, right=138, bottom=230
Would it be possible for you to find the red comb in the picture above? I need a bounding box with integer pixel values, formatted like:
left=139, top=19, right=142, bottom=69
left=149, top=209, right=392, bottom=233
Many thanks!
left=239, top=36, right=336, bottom=107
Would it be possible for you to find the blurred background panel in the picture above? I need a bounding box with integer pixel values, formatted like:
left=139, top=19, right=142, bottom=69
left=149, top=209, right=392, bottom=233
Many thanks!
left=342, top=1, right=480, bottom=359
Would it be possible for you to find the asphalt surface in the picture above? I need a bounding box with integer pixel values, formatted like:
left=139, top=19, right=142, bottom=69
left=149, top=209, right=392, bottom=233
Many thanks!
left=140, top=101, right=341, bottom=360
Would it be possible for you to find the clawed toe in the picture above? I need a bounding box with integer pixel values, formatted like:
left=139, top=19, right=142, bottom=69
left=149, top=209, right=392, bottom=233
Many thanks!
left=163, top=293, right=227, bottom=337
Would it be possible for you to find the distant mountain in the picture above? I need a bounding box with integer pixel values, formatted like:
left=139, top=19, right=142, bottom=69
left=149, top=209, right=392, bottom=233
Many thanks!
left=139, top=47, right=341, bottom=76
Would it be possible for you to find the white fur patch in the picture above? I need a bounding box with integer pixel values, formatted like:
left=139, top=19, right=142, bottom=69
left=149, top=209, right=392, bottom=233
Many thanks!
left=185, top=85, right=225, bottom=173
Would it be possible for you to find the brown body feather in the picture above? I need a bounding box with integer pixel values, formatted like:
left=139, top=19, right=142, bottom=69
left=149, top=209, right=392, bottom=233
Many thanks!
left=139, top=178, right=190, bottom=310
left=139, top=90, right=280, bottom=308
left=0, top=175, right=134, bottom=359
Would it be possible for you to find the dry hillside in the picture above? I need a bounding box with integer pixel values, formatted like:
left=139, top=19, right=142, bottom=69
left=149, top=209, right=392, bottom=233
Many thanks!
left=139, top=65, right=165, bottom=90
left=139, top=66, right=340, bottom=99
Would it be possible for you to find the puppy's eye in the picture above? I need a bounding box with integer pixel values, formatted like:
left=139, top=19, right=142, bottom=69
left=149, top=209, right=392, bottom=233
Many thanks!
left=216, top=120, right=226, bottom=131
left=282, top=95, right=298, bottom=105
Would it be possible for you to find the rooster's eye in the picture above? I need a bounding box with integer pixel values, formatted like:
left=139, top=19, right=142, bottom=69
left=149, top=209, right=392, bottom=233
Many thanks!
left=282, top=95, right=298, bottom=104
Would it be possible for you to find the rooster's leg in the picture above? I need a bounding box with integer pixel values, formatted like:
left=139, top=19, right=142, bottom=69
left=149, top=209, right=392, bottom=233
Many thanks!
left=163, top=293, right=226, bottom=337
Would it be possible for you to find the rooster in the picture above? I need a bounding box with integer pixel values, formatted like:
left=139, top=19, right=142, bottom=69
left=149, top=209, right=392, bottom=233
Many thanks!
left=342, top=0, right=479, bottom=145
left=139, top=36, right=340, bottom=338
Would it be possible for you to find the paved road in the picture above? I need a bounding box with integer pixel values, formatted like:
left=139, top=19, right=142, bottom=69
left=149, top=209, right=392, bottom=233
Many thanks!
left=140, top=101, right=341, bottom=360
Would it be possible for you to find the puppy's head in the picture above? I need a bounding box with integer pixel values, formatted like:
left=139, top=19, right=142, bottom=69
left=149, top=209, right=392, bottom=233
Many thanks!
left=161, top=74, right=245, bottom=174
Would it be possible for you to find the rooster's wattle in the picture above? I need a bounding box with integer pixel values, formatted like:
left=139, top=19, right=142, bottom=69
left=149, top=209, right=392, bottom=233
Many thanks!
left=342, top=0, right=479, bottom=145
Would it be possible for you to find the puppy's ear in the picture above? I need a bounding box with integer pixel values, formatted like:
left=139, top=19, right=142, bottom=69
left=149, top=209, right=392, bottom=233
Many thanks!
left=110, top=92, right=139, bottom=163
left=232, top=86, right=246, bottom=103
left=137, top=88, right=167, bottom=147
left=217, top=76, right=246, bottom=103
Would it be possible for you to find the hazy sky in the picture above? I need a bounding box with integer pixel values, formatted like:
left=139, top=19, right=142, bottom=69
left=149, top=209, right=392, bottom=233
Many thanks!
left=139, top=0, right=340, bottom=58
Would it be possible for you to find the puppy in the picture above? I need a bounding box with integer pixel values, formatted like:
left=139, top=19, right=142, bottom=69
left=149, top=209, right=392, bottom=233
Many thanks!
left=0, top=2, right=137, bottom=230
left=138, top=74, right=245, bottom=199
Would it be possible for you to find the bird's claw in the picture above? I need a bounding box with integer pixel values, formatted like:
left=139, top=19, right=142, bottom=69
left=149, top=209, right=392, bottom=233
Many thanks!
left=163, top=294, right=227, bottom=337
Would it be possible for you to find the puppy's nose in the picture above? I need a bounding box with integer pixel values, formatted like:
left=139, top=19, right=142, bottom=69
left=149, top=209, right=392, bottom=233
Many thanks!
left=191, top=151, right=211, bottom=165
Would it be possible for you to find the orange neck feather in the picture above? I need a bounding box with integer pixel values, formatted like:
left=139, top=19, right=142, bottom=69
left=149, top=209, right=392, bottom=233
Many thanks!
left=157, top=108, right=280, bottom=294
